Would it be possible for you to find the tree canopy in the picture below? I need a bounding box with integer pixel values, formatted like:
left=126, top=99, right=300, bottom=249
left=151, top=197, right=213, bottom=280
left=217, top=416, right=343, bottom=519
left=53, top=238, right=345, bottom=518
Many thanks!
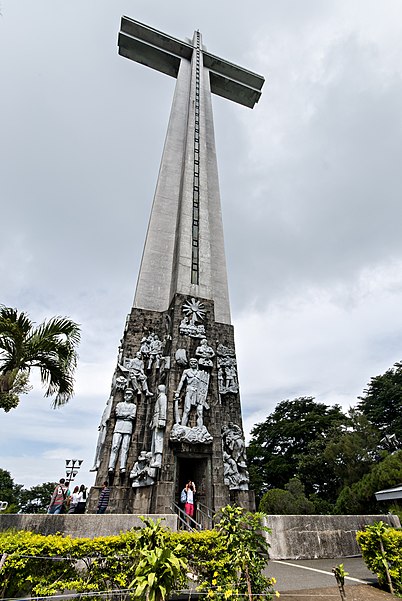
left=358, top=361, right=402, bottom=440
left=0, top=306, right=80, bottom=411
left=247, top=397, right=347, bottom=500
left=0, top=468, right=23, bottom=512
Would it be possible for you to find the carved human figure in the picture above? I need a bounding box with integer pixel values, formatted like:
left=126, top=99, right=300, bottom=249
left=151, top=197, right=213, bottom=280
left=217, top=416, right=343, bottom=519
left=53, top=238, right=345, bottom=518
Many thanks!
left=175, top=358, right=210, bottom=428
left=108, top=389, right=137, bottom=473
left=90, top=395, right=113, bottom=472
left=195, top=338, right=215, bottom=367
left=147, top=333, right=163, bottom=370
left=225, top=364, right=238, bottom=389
left=125, top=352, right=152, bottom=396
left=140, top=336, right=150, bottom=359
left=225, top=423, right=246, bottom=463
left=179, top=316, right=190, bottom=333
left=223, top=450, right=240, bottom=488
left=150, top=384, right=167, bottom=468
left=222, top=423, right=249, bottom=490
left=115, top=375, right=128, bottom=391
left=130, top=451, right=156, bottom=487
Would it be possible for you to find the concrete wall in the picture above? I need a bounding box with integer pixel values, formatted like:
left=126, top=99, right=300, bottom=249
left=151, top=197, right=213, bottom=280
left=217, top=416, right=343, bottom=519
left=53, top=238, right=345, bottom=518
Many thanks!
left=264, top=514, right=401, bottom=560
left=0, top=513, right=177, bottom=538
left=2, top=513, right=400, bottom=560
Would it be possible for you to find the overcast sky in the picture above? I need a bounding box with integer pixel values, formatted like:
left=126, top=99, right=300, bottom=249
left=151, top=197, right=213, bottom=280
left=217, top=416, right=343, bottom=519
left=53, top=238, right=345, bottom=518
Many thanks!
left=1, top=0, right=402, bottom=490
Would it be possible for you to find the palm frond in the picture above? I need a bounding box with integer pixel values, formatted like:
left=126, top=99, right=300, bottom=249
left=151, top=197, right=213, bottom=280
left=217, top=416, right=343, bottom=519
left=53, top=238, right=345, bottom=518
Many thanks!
left=0, top=306, right=81, bottom=410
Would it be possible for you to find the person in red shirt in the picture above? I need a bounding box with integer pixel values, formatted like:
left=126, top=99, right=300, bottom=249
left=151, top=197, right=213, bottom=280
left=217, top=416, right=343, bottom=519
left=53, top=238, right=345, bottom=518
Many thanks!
left=48, top=478, right=69, bottom=514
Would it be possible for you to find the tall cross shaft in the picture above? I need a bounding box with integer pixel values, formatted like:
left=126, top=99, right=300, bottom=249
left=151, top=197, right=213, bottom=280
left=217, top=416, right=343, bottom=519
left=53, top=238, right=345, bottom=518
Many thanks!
left=118, top=17, right=264, bottom=325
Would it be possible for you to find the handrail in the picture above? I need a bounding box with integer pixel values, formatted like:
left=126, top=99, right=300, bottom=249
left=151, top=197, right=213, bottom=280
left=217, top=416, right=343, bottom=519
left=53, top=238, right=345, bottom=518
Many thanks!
left=171, top=502, right=201, bottom=531
left=196, top=501, right=215, bottom=530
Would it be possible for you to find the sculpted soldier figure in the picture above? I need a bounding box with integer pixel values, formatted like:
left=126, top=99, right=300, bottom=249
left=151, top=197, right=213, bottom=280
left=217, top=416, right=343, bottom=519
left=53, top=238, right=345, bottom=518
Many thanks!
left=147, top=333, right=163, bottom=370
left=130, top=451, right=156, bottom=487
left=124, top=352, right=152, bottom=396
left=90, top=395, right=112, bottom=472
left=108, top=389, right=137, bottom=474
left=150, top=384, right=167, bottom=468
left=175, top=358, right=210, bottom=428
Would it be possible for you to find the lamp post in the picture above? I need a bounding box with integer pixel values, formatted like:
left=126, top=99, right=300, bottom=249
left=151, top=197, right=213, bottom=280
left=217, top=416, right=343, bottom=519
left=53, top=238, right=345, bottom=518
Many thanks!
left=65, top=459, right=83, bottom=489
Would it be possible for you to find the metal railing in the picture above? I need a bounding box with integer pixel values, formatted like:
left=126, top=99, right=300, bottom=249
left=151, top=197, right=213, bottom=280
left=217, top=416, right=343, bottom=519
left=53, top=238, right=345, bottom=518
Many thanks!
left=171, top=502, right=201, bottom=531
left=171, top=500, right=216, bottom=531
left=196, top=500, right=215, bottom=530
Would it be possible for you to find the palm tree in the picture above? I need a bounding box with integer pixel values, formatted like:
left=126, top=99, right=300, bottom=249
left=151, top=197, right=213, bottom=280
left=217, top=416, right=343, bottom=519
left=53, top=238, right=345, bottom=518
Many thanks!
left=0, top=306, right=81, bottom=412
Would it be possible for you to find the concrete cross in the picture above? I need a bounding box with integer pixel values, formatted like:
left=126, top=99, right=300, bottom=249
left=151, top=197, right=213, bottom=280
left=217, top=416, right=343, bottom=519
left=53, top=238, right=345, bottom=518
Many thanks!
left=118, top=17, right=264, bottom=324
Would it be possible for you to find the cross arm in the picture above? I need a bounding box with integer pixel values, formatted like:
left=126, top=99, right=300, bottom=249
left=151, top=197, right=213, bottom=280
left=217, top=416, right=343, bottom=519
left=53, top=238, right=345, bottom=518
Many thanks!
left=118, top=16, right=192, bottom=79
left=203, top=52, right=264, bottom=108
left=118, top=17, right=265, bottom=108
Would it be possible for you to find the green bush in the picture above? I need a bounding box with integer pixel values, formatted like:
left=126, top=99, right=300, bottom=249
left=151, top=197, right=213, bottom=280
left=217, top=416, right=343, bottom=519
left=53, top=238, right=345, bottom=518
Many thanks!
left=357, top=521, right=402, bottom=595
left=259, top=477, right=315, bottom=515
left=0, top=507, right=277, bottom=600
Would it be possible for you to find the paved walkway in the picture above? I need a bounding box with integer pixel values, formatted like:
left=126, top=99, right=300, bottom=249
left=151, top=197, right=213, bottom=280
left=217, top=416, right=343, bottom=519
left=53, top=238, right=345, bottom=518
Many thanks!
left=265, top=556, right=377, bottom=591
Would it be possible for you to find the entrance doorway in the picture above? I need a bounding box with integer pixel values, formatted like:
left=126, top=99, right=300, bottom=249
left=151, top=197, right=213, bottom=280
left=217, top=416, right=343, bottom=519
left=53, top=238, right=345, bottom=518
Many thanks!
left=176, top=455, right=212, bottom=512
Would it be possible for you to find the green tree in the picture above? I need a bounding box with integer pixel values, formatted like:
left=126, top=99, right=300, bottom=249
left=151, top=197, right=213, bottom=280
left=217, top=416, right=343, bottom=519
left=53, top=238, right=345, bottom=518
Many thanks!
left=0, top=306, right=80, bottom=411
left=19, top=482, right=55, bottom=514
left=259, top=477, right=315, bottom=515
left=247, top=397, right=347, bottom=501
left=335, top=449, right=402, bottom=514
left=0, top=468, right=23, bottom=512
left=297, top=410, right=381, bottom=502
left=358, top=361, right=402, bottom=440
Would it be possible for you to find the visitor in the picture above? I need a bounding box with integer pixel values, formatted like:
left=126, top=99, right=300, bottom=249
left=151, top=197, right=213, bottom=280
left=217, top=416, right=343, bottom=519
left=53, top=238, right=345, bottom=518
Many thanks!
left=97, top=481, right=110, bottom=514
left=68, top=485, right=80, bottom=513
left=182, top=480, right=196, bottom=528
left=75, top=484, right=87, bottom=514
left=48, top=478, right=69, bottom=514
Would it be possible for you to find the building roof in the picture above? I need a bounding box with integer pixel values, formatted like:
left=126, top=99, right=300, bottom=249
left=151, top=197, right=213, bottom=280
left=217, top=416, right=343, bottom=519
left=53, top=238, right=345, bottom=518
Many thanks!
left=375, top=484, right=402, bottom=501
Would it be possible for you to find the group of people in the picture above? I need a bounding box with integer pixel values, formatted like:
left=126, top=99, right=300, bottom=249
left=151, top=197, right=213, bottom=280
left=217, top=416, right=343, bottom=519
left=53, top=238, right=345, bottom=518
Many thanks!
left=48, top=477, right=195, bottom=518
left=47, top=478, right=87, bottom=514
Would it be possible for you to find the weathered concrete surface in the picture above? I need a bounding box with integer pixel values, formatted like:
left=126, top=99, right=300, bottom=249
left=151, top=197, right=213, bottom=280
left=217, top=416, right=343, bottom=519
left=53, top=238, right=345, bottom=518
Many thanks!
left=0, top=513, right=177, bottom=537
left=265, top=514, right=401, bottom=560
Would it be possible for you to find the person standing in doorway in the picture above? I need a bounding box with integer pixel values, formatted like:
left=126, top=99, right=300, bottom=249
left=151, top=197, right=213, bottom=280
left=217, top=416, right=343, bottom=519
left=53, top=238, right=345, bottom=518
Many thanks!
left=97, top=481, right=110, bottom=514
left=183, top=480, right=196, bottom=528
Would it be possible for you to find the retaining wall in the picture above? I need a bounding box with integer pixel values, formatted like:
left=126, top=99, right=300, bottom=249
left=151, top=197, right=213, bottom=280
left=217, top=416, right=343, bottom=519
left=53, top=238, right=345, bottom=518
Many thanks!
left=264, top=514, right=401, bottom=559
left=0, top=513, right=177, bottom=537
left=1, top=513, right=400, bottom=560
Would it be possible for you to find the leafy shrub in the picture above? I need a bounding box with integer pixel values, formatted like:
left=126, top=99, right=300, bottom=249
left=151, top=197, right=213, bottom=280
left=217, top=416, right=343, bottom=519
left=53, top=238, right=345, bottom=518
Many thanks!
left=357, top=521, right=402, bottom=595
left=0, top=507, right=276, bottom=600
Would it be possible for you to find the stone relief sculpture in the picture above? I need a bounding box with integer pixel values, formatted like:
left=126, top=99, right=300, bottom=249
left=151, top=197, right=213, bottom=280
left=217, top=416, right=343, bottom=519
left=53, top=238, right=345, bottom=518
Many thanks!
left=195, top=338, right=215, bottom=367
left=140, top=336, right=150, bottom=359
left=90, top=395, right=113, bottom=472
left=115, top=375, right=128, bottom=391
left=222, top=423, right=249, bottom=490
left=147, top=332, right=163, bottom=370
left=130, top=451, right=156, bottom=487
left=120, top=352, right=153, bottom=396
left=108, top=389, right=137, bottom=474
left=175, top=348, right=188, bottom=366
left=216, top=343, right=239, bottom=396
left=150, top=384, right=167, bottom=468
left=170, top=358, right=212, bottom=444
left=179, top=297, right=206, bottom=338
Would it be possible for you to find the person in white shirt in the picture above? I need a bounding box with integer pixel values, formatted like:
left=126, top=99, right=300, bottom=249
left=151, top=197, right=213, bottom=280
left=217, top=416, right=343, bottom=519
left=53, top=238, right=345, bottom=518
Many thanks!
left=183, top=480, right=196, bottom=527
